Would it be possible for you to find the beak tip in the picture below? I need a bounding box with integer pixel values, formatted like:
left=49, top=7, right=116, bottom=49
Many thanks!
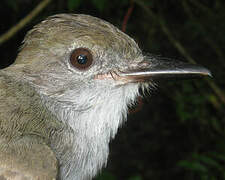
left=207, top=72, right=213, bottom=78
left=201, top=68, right=212, bottom=78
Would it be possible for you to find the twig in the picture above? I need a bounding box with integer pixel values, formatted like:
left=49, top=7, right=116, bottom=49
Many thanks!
left=122, top=1, right=144, bottom=114
left=134, top=0, right=225, bottom=106
left=182, top=0, right=225, bottom=67
left=0, top=0, right=52, bottom=45
left=189, top=0, right=215, bottom=17
left=158, top=18, right=225, bottom=105
left=122, top=1, right=134, bottom=32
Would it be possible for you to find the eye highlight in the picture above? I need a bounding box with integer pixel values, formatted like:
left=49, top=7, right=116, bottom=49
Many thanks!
left=70, top=48, right=93, bottom=70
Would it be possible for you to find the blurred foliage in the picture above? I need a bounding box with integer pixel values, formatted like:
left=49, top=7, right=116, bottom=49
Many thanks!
left=95, top=171, right=116, bottom=180
left=67, top=0, right=108, bottom=12
left=177, top=151, right=225, bottom=179
left=0, top=0, right=225, bottom=179
left=67, top=0, right=82, bottom=11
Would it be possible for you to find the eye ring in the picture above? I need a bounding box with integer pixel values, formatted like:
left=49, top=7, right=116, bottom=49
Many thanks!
left=70, top=48, right=93, bottom=70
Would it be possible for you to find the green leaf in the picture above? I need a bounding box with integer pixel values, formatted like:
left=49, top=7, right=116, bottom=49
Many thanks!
left=67, top=0, right=82, bottom=11
left=92, top=0, right=107, bottom=12
left=177, top=160, right=208, bottom=173
left=192, top=153, right=221, bottom=170
left=199, top=174, right=210, bottom=180
left=210, top=152, right=225, bottom=162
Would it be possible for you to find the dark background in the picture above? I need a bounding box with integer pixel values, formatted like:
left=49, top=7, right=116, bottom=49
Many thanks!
left=0, top=0, right=224, bottom=179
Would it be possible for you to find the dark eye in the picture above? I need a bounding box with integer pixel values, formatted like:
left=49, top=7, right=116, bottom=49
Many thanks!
left=70, top=48, right=93, bottom=70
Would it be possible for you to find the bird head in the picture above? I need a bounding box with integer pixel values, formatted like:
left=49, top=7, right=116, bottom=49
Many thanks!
left=14, top=13, right=210, bottom=107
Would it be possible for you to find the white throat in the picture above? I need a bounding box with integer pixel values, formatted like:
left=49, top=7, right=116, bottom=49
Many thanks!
left=40, top=82, right=140, bottom=180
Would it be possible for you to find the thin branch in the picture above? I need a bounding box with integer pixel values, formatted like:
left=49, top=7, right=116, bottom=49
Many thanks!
left=0, top=0, right=52, bottom=45
left=189, top=0, right=215, bottom=17
left=158, top=19, right=225, bottom=105
left=182, top=0, right=225, bottom=67
left=122, top=1, right=134, bottom=32
left=134, top=0, right=225, bottom=106
left=122, top=1, right=144, bottom=114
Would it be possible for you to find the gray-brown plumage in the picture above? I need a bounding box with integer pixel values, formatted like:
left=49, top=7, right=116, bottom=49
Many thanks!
left=0, top=14, right=210, bottom=180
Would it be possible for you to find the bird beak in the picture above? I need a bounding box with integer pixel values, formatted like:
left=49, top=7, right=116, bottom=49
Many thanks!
left=117, top=56, right=211, bottom=82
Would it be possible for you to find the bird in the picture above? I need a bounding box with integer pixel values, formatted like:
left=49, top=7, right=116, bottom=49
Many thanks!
left=0, top=14, right=211, bottom=180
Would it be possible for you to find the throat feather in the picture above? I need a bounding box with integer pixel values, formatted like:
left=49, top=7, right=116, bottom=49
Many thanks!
left=41, top=83, right=139, bottom=180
